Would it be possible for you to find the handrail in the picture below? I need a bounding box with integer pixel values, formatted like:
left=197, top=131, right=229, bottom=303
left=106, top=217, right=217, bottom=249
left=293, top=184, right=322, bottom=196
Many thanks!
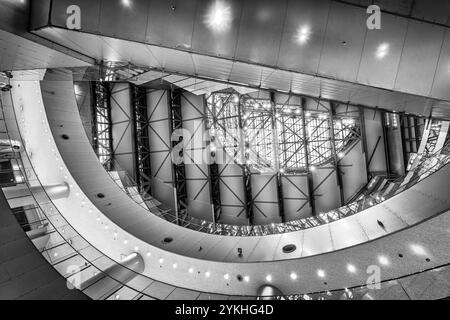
left=2, top=79, right=450, bottom=300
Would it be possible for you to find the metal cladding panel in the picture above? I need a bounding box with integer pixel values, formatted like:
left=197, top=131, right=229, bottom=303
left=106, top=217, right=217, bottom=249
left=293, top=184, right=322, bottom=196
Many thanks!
left=282, top=175, right=312, bottom=221
left=229, top=61, right=262, bottom=87
left=290, top=72, right=321, bottom=97
left=374, top=0, right=414, bottom=15
left=340, top=144, right=367, bottom=201
left=318, top=2, right=367, bottom=82
left=252, top=175, right=280, bottom=224
left=277, top=0, right=330, bottom=74
left=99, top=0, right=149, bottom=42
left=148, top=45, right=196, bottom=74
left=302, top=224, right=333, bottom=256
left=357, top=14, right=408, bottom=89
left=192, top=54, right=234, bottom=81
left=191, top=0, right=243, bottom=58
left=0, top=29, right=90, bottom=70
left=50, top=0, right=102, bottom=33
left=411, top=0, right=450, bottom=24
left=102, top=37, right=159, bottom=66
left=395, top=21, right=445, bottom=97
left=41, top=27, right=103, bottom=59
left=312, top=168, right=340, bottom=214
left=329, top=217, right=369, bottom=250
left=29, top=0, right=51, bottom=30
left=146, top=0, right=198, bottom=48
left=234, top=0, right=287, bottom=66
left=260, top=68, right=292, bottom=92
left=431, top=30, right=450, bottom=101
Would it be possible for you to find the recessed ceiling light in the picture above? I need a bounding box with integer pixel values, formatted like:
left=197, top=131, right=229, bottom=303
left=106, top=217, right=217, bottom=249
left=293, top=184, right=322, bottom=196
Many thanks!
left=172, top=263, right=178, bottom=269
left=224, top=274, right=230, bottom=280
left=317, top=269, right=325, bottom=278
left=205, top=271, right=211, bottom=278
left=347, top=264, right=357, bottom=273
left=266, top=275, right=272, bottom=282
left=410, top=244, right=426, bottom=256
left=188, top=268, right=194, bottom=273
left=378, top=256, right=389, bottom=266
left=244, top=275, right=250, bottom=282
left=290, top=272, right=298, bottom=280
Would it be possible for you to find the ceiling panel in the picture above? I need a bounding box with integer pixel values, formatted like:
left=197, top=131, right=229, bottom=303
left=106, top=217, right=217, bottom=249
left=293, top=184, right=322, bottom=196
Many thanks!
left=277, top=0, right=330, bottom=74
left=234, top=0, right=287, bottom=66
left=229, top=61, right=262, bottom=87
left=431, top=30, right=450, bottom=101
left=148, top=45, right=196, bottom=74
left=0, top=30, right=90, bottom=71
left=146, top=0, right=198, bottom=49
left=50, top=0, right=101, bottom=33
left=395, top=21, right=445, bottom=96
left=374, top=0, right=414, bottom=15
left=99, top=0, right=149, bottom=43
left=318, top=2, right=367, bottom=82
left=302, top=225, right=333, bottom=256
left=191, top=0, right=243, bottom=58
left=260, top=68, right=292, bottom=92
left=357, top=14, right=408, bottom=89
left=192, top=53, right=234, bottom=81
left=411, top=0, right=450, bottom=24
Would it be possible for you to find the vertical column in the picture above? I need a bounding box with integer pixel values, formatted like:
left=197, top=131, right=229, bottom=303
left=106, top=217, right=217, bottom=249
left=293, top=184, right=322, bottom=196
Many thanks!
left=238, top=95, right=253, bottom=225
left=270, top=92, right=285, bottom=222
left=301, top=98, right=316, bottom=216
left=169, top=89, right=188, bottom=223
left=130, top=84, right=152, bottom=195
left=329, top=102, right=345, bottom=206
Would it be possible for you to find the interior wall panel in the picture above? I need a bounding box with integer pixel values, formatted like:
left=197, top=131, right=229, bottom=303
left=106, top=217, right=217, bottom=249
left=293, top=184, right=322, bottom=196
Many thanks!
left=191, top=0, right=243, bottom=58
left=234, top=0, right=287, bottom=66
left=357, top=14, right=408, bottom=89
left=394, top=21, right=445, bottom=96
left=277, top=0, right=330, bottom=74
left=318, top=2, right=367, bottom=82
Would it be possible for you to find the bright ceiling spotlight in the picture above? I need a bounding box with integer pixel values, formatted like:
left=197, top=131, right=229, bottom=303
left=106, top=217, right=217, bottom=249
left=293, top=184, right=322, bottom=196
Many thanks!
left=172, top=263, right=178, bottom=269
left=188, top=267, right=194, bottom=273
left=244, top=275, right=250, bottom=282
left=376, top=42, right=390, bottom=59
left=290, top=272, right=298, bottom=280
left=204, top=0, right=232, bottom=33
left=410, top=244, right=426, bottom=256
left=265, top=274, right=273, bottom=282
left=158, top=258, right=164, bottom=264
left=347, top=264, right=357, bottom=273
left=317, top=269, right=326, bottom=278
left=378, top=255, right=389, bottom=266
left=205, top=271, right=211, bottom=278
left=224, top=274, right=230, bottom=280
left=121, top=0, right=131, bottom=7
left=295, top=25, right=312, bottom=45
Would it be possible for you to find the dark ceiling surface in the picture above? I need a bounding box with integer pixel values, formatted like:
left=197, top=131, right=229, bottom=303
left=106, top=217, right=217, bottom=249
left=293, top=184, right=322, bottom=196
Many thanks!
left=26, top=0, right=450, bottom=119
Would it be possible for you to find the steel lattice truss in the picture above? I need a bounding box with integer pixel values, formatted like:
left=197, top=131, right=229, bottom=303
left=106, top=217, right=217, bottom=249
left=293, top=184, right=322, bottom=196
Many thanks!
left=206, top=92, right=242, bottom=165
left=206, top=91, right=360, bottom=174
left=92, top=81, right=113, bottom=169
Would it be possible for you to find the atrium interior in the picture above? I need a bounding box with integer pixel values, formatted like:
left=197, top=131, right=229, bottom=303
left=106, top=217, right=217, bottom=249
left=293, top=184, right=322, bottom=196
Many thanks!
left=1, top=0, right=450, bottom=301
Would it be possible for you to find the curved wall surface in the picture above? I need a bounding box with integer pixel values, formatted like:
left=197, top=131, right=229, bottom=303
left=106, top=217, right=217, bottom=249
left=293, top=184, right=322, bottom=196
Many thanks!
left=10, top=68, right=450, bottom=296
